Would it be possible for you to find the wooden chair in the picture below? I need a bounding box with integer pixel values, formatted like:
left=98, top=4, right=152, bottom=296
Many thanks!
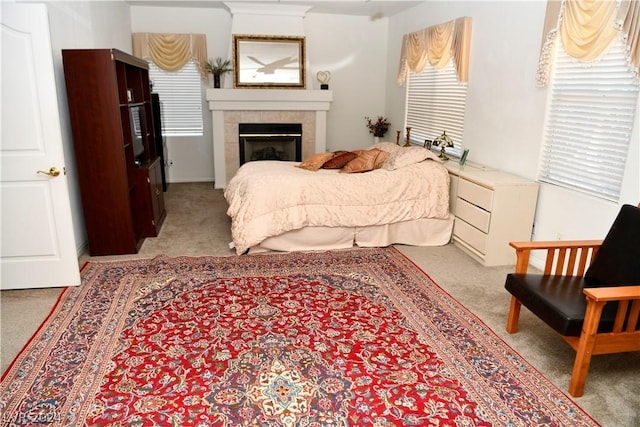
left=504, top=204, right=640, bottom=397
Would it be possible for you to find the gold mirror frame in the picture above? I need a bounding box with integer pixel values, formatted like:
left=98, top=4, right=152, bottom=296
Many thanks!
left=233, top=35, right=306, bottom=89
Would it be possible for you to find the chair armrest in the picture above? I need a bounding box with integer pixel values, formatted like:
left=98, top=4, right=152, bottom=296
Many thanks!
left=509, top=240, right=603, bottom=275
left=509, top=240, right=603, bottom=251
left=583, top=285, right=640, bottom=302
left=583, top=286, right=640, bottom=335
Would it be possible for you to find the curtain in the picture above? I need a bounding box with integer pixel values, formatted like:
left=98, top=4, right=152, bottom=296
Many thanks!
left=132, top=33, right=208, bottom=79
left=397, top=17, right=472, bottom=85
left=537, top=0, right=640, bottom=87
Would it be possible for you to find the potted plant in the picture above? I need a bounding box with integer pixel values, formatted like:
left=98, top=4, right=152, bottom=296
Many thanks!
left=206, top=57, right=233, bottom=88
left=365, top=116, right=391, bottom=141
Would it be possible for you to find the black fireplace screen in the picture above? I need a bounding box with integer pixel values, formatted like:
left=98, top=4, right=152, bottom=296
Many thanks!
left=239, top=123, right=302, bottom=165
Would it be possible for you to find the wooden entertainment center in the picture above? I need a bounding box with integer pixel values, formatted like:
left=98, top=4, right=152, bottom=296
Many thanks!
left=63, top=49, right=166, bottom=255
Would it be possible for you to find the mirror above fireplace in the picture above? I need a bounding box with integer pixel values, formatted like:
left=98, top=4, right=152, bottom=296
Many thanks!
left=233, top=34, right=306, bottom=89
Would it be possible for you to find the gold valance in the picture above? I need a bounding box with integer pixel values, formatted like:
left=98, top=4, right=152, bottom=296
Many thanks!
left=537, top=0, right=640, bottom=87
left=132, top=33, right=208, bottom=79
left=397, top=17, right=472, bottom=85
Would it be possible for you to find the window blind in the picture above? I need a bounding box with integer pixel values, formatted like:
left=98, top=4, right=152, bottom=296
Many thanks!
left=148, top=59, right=203, bottom=137
left=539, top=37, right=638, bottom=201
left=406, top=59, right=467, bottom=154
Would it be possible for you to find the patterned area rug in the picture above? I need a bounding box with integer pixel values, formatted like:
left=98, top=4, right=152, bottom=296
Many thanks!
left=1, top=247, right=598, bottom=426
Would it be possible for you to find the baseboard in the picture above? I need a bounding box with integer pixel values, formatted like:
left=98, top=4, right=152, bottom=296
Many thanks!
left=168, top=178, right=215, bottom=184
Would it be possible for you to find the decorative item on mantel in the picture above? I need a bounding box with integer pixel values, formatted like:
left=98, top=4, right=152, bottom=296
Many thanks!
left=365, top=115, right=390, bottom=143
left=206, top=57, right=233, bottom=88
left=316, top=71, right=331, bottom=90
left=433, top=131, right=454, bottom=160
left=396, top=130, right=401, bottom=145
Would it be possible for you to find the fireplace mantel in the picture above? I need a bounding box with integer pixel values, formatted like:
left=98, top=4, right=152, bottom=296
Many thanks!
left=206, top=89, right=333, bottom=188
left=207, top=89, right=332, bottom=110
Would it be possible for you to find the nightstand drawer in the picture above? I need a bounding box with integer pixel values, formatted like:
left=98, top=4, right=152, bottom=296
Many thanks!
left=458, top=179, right=493, bottom=212
left=453, top=218, right=487, bottom=254
left=455, top=197, right=491, bottom=233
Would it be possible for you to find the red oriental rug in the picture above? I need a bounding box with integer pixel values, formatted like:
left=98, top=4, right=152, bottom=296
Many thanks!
left=1, top=247, right=597, bottom=426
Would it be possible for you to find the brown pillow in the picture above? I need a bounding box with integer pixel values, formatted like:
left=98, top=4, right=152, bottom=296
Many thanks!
left=297, top=152, right=334, bottom=171
left=322, top=151, right=357, bottom=169
left=341, top=149, right=381, bottom=173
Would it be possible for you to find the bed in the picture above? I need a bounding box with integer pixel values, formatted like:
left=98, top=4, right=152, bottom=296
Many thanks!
left=224, top=144, right=454, bottom=254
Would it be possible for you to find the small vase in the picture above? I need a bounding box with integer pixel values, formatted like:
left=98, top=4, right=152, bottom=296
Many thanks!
left=213, top=74, right=221, bottom=88
left=373, top=136, right=380, bottom=144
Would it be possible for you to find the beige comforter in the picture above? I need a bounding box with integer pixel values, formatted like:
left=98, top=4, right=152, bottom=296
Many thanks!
left=225, top=159, right=450, bottom=254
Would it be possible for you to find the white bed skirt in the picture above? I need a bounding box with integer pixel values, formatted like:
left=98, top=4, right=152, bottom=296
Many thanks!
left=248, top=214, right=454, bottom=253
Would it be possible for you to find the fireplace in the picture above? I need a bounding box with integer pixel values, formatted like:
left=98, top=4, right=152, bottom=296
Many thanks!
left=239, top=123, right=302, bottom=165
left=206, top=89, right=332, bottom=188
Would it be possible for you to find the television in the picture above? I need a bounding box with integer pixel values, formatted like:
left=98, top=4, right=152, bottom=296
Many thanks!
left=129, top=106, right=145, bottom=165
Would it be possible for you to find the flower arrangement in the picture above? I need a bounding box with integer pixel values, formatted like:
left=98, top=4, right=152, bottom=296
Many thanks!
left=206, top=57, right=233, bottom=76
left=206, top=57, right=233, bottom=88
left=365, top=116, right=391, bottom=137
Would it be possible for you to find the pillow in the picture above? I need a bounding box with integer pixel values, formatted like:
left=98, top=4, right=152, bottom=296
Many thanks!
left=322, top=151, right=357, bottom=169
left=373, top=150, right=390, bottom=169
left=341, top=149, right=381, bottom=173
left=329, top=150, right=349, bottom=157
left=370, top=141, right=401, bottom=154
left=297, top=152, right=334, bottom=171
left=383, top=146, right=438, bottom=170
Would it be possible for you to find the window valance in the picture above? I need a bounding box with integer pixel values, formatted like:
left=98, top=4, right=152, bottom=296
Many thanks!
left=397, top=17, right=472, bottom=86
left=537, top=0, right=639, bottom=87
left=132, top=33, right=208, bottom=79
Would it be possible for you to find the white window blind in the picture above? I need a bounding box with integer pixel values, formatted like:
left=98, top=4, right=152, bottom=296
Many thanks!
left=148, top=59, right=203, bottom=137
left=406, top=59, right=467, bottom=154
left=539, top=36, right=638, bottom=201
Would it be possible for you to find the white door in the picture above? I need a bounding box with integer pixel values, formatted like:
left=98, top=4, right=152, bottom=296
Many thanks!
left=1, top=3, right=80, bottom=289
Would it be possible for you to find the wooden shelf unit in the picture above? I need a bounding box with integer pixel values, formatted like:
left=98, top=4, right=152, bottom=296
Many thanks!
left=63, top=49, right=166, bottom=255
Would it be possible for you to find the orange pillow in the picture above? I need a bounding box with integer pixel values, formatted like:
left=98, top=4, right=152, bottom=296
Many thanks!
left=297, top=152, right=334, bottom=171
left=341, top=149, right=381, bottom=173
left=322, top=151, right=357, bottom=169
left=373, top=150, right=390, bottom=169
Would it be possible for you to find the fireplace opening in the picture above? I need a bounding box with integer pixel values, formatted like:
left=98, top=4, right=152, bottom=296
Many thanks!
left=239, top=123, right=302, bottom=166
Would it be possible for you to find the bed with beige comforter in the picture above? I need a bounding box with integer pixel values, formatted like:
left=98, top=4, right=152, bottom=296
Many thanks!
left=224, top=146, right=453, bottom=254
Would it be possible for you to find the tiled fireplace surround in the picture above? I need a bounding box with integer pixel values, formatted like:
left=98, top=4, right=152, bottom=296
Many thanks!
left=206, top=89, right=333, bottom=188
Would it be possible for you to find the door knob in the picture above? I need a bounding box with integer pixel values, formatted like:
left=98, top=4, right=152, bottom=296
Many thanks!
left=37, top=167, right=61, bottom=177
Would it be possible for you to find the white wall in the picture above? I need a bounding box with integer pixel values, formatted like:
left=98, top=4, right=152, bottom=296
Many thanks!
left=305, top=13, right=389, bottom=151
left=386, top=1, right=640, bottom=265
left=130, top=6, right=231, bottom=183
left=45, top=1, right=132, bottom=253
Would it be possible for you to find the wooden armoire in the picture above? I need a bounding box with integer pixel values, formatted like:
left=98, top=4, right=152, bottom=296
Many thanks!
left=62, top=49, right=166, bottom=255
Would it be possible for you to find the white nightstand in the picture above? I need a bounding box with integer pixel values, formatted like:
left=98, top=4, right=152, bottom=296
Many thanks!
left=444, top=161, right=539, bottom=266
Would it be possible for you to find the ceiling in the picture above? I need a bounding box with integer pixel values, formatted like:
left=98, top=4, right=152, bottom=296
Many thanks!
left=126, top=1, right=425, bottom=18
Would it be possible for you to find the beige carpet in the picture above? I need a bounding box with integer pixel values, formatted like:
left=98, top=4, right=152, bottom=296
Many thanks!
left=1, top=182, right=638, bottom=426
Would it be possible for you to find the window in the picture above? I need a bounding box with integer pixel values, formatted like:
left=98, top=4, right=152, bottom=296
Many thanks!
left=406, top=59, right=468, bottom=155
left=148, top=59, right=203, bottom=137
left=539, top=36, right=639, bottom=201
